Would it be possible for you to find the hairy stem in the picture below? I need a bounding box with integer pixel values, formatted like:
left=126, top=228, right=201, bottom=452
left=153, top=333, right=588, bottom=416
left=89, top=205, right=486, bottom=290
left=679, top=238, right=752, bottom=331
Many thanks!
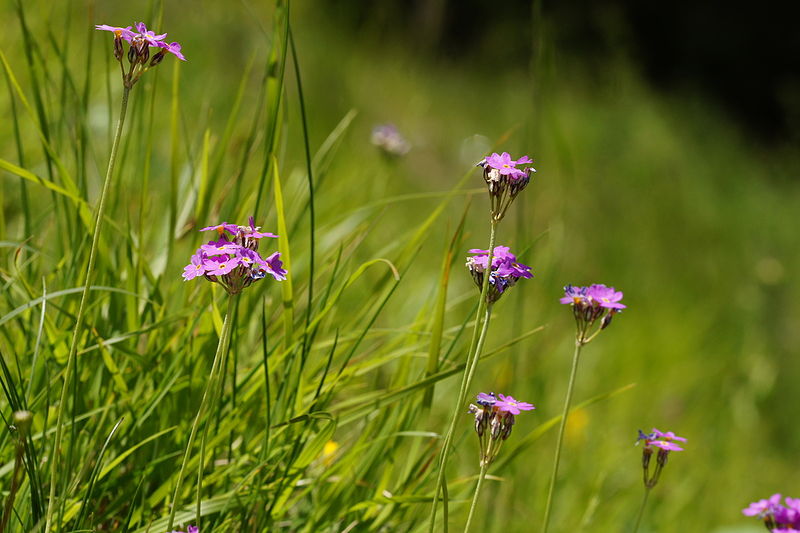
left=45, top=85, right=131, bottom=533
left=429, top=220, right=497, bottom=533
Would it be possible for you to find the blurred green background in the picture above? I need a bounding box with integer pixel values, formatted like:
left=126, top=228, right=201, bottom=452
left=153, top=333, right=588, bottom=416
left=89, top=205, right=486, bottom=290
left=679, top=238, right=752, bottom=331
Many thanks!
left=1, top=1, right=798, bottom=532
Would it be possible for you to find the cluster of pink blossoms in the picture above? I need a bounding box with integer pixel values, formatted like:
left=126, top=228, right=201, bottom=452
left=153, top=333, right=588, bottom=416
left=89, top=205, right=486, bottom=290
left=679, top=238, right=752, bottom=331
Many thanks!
left=478, top=151, right=536, bottom=221
left=182, top=218, right=286, bottom=295
left=96, top=22, right=185, bottom=61
left=636, top=428, right=686, bottom=489
left=466, top=246, right=533, bottom=304
left=468, top=392, right=535, bottom=466
left=743, top=494, right=800, bottom=532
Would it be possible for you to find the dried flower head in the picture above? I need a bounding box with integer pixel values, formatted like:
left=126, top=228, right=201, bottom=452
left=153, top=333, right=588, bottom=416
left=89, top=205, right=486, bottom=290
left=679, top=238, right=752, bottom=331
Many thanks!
left=636, top=428, right=685, bottom=489
left=183, top=219, right=285, bottom=295
left=469, top=391, right=534, bottom=466
left=560, top=283, right=626, bottom=343
left=477, top=152, right=536, bottom=221
left=466, top=246, right=533, bottom=305
left=95, top=21, right=185, bottom=88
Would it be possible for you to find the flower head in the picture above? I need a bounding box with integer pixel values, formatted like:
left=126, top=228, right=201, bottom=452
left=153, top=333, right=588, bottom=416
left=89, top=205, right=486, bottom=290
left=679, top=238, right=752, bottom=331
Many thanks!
left=636, top=428, right=685, bottom=489
left=478, top=151, right=536, bottom=221
left=466, top=246, right=533, bottom=304
left=469, top=391, right=535, bottom=466
left=183, top=219, right=285, bottom=294
left=96, top=21, right=185, bottom=86
left=561, top=283, right=625, bottom=342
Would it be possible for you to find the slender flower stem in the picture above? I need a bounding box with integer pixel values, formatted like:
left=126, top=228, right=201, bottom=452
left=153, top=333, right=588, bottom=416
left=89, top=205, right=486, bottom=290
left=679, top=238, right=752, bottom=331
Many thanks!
left=632, top=488, right=651, bottom=533
left=45, top=85, right=131, bottom=533
left=168, top=292, right=237, bottom=530
left=429, top=220, right=498, bottom=533
left=542, top=339, right=585, bottom=533
left=0, top=436, right=25, bottom=533
left=463, top=461, right=490, bottom=533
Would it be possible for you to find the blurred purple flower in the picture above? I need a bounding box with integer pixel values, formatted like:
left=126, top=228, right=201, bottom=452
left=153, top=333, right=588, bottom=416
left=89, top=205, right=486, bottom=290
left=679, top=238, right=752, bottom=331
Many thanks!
left=371, top=124, right=411, bottom=156
left=637, top=428, right=686, bottom=452
left=559, top=284, right=588, bottom=305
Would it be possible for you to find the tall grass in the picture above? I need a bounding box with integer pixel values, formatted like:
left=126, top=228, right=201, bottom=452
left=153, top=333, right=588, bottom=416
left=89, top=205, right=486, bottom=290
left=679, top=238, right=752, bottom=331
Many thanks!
left=1, top=1, right=799, bottom=532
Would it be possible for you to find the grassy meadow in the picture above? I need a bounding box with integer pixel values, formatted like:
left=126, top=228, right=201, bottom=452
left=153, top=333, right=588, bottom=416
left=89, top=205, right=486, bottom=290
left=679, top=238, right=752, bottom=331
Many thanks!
left=1, top=1, right=798, bottom=532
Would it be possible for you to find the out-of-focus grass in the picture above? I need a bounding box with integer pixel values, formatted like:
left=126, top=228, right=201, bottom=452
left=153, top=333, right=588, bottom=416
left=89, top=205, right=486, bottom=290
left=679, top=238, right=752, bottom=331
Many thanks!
left=0, top=1, right=797, bottom=532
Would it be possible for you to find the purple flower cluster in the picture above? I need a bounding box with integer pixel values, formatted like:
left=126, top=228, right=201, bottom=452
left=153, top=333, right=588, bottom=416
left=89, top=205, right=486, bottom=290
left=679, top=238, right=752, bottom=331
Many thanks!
left=636, top=428, right=686, bottom=489
left=96, top=22, right=185, bottom=87
left=743, top=494, right=800, bottom=532
left=182, top=218, right=286, bottom=295
left=469, top=392, right=534, bottom=466
left=466, top=246, right=532, bottom=304
left=477, top=152, right=536, bottom=221
left=371, top=124, right=411, bottom=156
left=560, top=284, right=625, bottom=341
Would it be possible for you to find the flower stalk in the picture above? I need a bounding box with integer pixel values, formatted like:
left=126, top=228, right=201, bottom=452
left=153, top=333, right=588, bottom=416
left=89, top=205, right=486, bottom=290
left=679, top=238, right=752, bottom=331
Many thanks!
left=45, top=84, right=131, bottom=533
left=168, top=292, right=237, bottom=531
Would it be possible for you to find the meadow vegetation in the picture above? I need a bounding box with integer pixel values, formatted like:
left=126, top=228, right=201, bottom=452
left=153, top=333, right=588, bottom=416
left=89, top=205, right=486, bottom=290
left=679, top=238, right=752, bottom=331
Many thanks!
left=1, top=1, right=798, bottom=532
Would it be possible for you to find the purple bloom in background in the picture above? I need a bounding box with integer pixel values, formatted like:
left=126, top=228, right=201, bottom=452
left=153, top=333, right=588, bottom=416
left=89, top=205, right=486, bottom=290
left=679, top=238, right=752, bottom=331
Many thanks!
left=155, top=40, right=186, bottom=61
left=586, top=284, right=626, bottom=310
left=637, top=427, right=685, bottom=489
left=95, top=24, right=135, bottom=41
left=638, top=428, right=686, bottom=452
left=742, top=493, right=800, bottom=532
left=371, top=124, right=411, bottom=156
left=494, top=394, right=535, bottom=415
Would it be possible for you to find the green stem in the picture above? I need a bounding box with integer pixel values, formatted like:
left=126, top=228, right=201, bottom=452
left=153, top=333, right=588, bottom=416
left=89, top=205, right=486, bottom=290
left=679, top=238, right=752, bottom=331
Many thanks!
left=0, top=439, right=24, bottom=533
left=632, top=488, right=651, bottom=533
left=44, top=85, right=131, bottom=533
left=463, top=461, right=489, bottom=533
left=429, top=220, right=497, bottom=533
left=541, top=340, right=584, bottom=533
left=167, top=292, right=237, bottom=531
